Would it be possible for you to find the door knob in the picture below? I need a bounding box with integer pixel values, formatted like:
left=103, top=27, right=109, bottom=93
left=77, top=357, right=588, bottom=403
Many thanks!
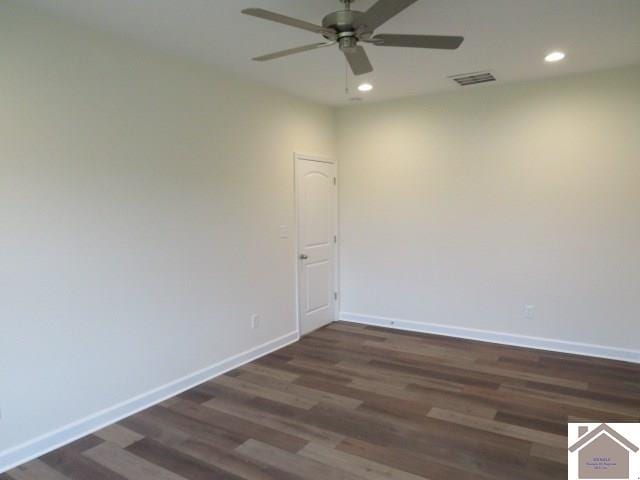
left=299, top=254, right=308, bottom=260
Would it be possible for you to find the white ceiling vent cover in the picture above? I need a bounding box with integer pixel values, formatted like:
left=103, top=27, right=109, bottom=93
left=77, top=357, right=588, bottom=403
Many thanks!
left=449, top=71, right=496, bottom=86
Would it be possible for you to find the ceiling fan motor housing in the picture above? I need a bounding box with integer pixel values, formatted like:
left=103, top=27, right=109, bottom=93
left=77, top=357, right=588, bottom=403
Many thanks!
left=322, top=9, right=372, bottom=49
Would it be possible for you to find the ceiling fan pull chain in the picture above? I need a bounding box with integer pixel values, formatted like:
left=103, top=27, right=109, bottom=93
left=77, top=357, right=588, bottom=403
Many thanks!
left=345, top=58, right=347, bottom=95
left=344, top=57, right=350, bottom=96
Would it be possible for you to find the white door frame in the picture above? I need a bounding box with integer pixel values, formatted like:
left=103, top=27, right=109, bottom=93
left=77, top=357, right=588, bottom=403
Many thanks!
left=293, top=152, right=339, bottom=337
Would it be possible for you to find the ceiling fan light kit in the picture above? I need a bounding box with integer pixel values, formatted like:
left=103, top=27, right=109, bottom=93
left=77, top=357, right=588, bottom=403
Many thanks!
left=242, top=0, right=464, bottom=76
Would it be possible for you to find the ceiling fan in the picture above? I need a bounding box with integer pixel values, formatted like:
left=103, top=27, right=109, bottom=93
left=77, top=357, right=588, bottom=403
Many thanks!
left=242, top=0, right=464, bottom=76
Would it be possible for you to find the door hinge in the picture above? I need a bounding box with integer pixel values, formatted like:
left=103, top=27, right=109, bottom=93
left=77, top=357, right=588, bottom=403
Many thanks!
left=334, top=292, right=338, bottom=300
left=334, top=235, right=337, bottom=243
left=333, top=177, right=337, bottom=186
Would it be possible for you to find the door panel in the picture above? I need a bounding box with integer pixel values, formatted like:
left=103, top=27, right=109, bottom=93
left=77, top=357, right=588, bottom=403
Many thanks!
left=296, top=157, right=337, bottom=335
left=305, top=261, right=330, bottom=313
left=303, top=172, right=332, bottom=246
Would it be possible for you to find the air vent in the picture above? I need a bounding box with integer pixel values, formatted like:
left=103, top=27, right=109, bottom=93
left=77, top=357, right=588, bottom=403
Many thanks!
left=449, top=71, right=496, bottom=87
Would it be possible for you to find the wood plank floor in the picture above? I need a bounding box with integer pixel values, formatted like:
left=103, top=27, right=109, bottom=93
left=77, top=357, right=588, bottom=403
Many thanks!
left=5, top=322, right=640, bottom=480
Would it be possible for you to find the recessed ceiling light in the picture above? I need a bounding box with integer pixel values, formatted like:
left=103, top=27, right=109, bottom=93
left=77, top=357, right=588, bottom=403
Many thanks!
left=545, top=51, right=566, bottom=63
left=357, top=83, right=373, bottom=92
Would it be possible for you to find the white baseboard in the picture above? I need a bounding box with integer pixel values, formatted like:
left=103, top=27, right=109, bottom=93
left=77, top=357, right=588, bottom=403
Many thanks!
left=340, top=312, right=640, bottom=364
left=0, top=331, right=299, bottom=474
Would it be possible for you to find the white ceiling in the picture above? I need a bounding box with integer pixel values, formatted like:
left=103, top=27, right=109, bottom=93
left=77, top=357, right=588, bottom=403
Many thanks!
left=21, top=0, right=640, bottom=105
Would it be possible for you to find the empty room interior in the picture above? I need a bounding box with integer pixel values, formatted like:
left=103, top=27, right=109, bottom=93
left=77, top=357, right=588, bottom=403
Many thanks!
left=2, top=1, right=640, bottom=479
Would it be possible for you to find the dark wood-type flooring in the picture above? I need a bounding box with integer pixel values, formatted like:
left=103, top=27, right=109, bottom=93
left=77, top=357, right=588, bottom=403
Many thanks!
left=4, top=322, right=640, bottom=479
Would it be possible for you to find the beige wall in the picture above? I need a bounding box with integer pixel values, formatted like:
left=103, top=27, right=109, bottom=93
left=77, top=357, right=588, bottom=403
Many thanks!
left=0, top=2, right=334, bottom=455
left=337, top=65, right=640, bottom=352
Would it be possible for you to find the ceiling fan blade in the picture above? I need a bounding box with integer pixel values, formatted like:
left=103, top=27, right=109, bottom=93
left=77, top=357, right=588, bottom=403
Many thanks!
left=242, top=8, right=335, bottom=36
left=343, top=46, right=373, bottom=76
left=252, top=42, right=334, bottom=62
left=371, top=34, right=464, bottom=49
left=362, top=0, right=419, bottom=31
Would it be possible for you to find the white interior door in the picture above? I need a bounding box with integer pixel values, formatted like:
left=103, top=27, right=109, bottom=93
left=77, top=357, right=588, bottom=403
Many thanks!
left=295, top=155, right=337, bottom=335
